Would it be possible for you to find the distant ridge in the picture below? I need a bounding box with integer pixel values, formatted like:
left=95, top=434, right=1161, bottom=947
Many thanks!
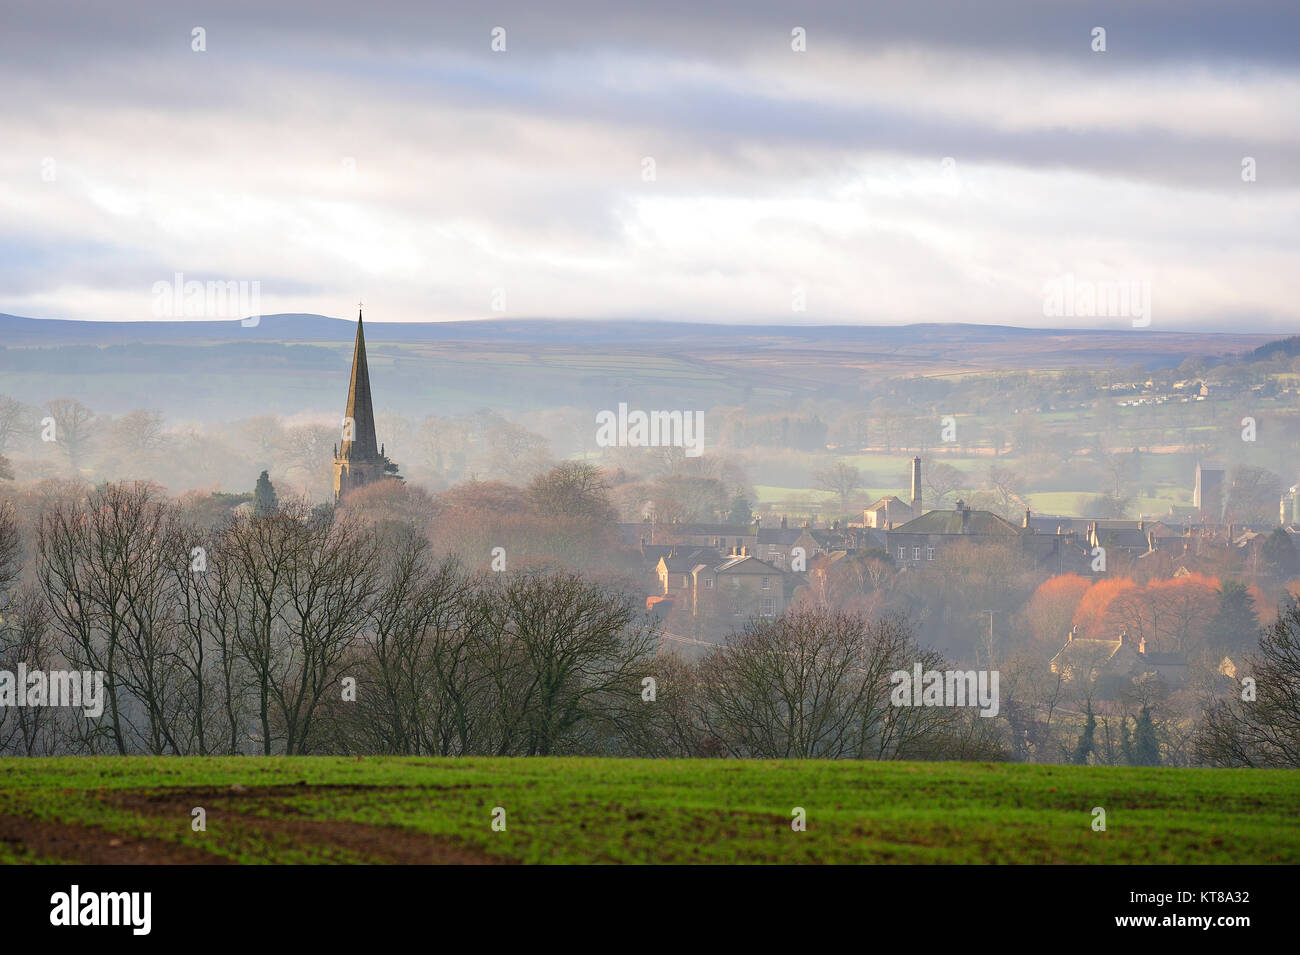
left=0, top=312, right=1279, bottom=351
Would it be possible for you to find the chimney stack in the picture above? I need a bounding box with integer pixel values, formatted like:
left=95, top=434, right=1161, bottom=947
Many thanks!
left=910, top=456, right=922, bottom=515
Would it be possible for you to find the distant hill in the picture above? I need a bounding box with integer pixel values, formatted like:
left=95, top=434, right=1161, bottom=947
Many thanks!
left=0, top=312, right=1280, bottom=354
left=0, top=312, right=1280, bottom=421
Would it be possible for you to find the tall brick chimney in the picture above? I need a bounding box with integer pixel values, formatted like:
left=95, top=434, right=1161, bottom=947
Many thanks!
left=910, top=456, right=922, bottom=516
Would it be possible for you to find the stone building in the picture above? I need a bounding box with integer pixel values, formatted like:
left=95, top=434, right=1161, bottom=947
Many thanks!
left=692, top=548, right=787, bottom=620
left=1193, top=462, right=1225, bottom=517
left=886, top=499, right=1021, bottom=566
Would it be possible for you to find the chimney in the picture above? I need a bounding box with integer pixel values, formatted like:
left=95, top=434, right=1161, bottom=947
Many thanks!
left=1147, top=530, right=1157, bottom=553
left=960, top=505, right=970, bottom=533
left=1023, top=507, right=1031, bottom=529
left=911, top=456, right=922, bottom=513
left=741, top=545, right=749, bottom=557
left=780, top=516, right=787, bottom=529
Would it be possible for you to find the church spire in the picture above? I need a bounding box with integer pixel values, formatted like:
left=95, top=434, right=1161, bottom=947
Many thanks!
left=340, top=306, right=380, bottom=462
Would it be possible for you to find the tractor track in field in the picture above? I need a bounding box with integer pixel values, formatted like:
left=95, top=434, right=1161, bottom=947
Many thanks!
left=2, top=784, right=505, bottom=865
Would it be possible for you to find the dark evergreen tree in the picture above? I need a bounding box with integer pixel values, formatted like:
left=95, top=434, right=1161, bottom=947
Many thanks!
left=728, top=495, right=752, bottom=526
left=1134, top=705, right=1160, bottom=766
left=1072, top=700, right=1096, bottom=765
left=1120, top=714, right=1135, bottom=766
left=253, top=470, right=278, bottom=516
left=1261, top=528, right=1298, bottom=578
left=1206, top=580, right=1259, bottom=653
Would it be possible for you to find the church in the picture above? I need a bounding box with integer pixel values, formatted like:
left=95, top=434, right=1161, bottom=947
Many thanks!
left=332, top=307, right=400, bottom=501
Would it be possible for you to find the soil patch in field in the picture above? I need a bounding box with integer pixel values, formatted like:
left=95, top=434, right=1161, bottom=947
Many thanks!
left=0, top=812, right=234, bottom=865
left=101, top=784, right=503, bottom=865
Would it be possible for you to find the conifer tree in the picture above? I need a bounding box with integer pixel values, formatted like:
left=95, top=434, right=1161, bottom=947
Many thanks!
left=254, top=470, right=278, bottom=516
left=1135, top=705, right=1160, bottom=766
left=1072, top=700, right=1097, bottom=764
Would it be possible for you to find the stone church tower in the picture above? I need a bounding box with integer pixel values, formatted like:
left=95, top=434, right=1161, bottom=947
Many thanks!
left=333, top=308, right=398, bottom=501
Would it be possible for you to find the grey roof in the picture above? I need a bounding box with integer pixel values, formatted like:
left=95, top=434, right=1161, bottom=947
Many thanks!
left=889, top=508, right=1019, bottom=536
left=756, top=527, right=805, bottom=545
left=714, top=555, right=782, bottom=574
left=660, top=548, right=723, bottom=572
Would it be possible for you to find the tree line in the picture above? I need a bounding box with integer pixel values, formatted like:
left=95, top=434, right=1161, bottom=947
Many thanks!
left=0, top=482, right=996, bottom=760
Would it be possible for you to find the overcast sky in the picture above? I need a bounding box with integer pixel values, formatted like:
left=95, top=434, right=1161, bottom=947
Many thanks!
left=2, top=0, right=1297, bottom=328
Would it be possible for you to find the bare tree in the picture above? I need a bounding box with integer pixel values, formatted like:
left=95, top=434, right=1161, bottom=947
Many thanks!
left=495, top=571, right=656, bottom=756
left=814, top=461, right=863, bottom=512
left=38, top=482, right=188, bottom=754
left=44, top=398, right=96, bottom=472
left=1196, top=601, right=1300, bottom=767
left=0, top=396, right=25, bottom=456
left=696, top=609, right=996, bottom=760
left=921, top=457, right=962, bottom=510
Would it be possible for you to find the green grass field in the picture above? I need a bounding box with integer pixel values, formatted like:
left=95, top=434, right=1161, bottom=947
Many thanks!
left=1, top=757, right=1295, bottom=864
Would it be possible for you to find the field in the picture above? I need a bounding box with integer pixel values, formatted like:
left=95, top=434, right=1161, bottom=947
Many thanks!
left=1, top=757, right=1296, bottom=864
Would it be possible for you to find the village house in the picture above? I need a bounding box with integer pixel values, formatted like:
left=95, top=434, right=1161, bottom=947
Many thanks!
left=755, top=518, right=821, bottom=569
left=886, top=499, right=1021, bottom=567
left=1049, top=627, right=1189, bottom=697
left=692, top=548, right=787, bottom=620
left=655, top=548, right=723, bottom=598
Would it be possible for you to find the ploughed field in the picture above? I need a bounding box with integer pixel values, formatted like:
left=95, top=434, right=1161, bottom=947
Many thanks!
left=0, top=757, right=1295, bottom=864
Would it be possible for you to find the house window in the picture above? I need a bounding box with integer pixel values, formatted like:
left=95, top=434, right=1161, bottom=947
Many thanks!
left=912, top=546, right=921, bottom=561
left=761, top=598, right=775, bottom=616
left=897, top=545, right=905, bottom=560
left=681, top=574, right=688, bottom=587
left=761, top=576, right=770, bottom=590
left=926, top=546, right=935, bottom=561
left=730, top=598, right=741, bottom=615
left=704, top=577, right=714, bottom=589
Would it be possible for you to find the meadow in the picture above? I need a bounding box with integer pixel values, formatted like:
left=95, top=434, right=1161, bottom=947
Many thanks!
left=0, top=757, right=1295, bottom=864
